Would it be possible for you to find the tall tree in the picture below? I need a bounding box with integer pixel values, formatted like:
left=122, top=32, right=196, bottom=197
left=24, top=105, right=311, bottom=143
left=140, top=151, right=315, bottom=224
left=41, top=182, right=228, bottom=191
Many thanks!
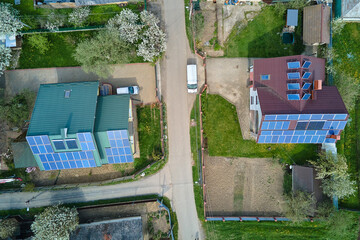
left=69, top=7, right=91, bottom=27
left=322, top=175, right=356, bottom=199
left=0, top=2, right=24, bottom=36
left=0, top=218, right=18, bottom=239
left=284, top=190, right=316, bottom=224
left=74, top=30, right=133, bottom=78
left=31, top=205, right=79, bottom=240
left=308, top=152, right=348, bottom=180
left=0, top=45, right=12, bottom=76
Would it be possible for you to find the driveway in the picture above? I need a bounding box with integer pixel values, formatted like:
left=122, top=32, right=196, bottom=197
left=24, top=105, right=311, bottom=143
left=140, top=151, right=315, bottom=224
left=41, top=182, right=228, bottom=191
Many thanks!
left=5, top=63, right=156, bottom=105
left=206, top=58, right=253, bottom=139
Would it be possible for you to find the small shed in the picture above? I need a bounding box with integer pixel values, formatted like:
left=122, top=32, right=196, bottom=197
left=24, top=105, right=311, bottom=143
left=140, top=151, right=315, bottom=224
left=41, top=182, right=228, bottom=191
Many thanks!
left=287, top=9, right=298, bottom=27
left=292, top=165, right=323, bottom=202
left=303, top=4, right=330, bottom=45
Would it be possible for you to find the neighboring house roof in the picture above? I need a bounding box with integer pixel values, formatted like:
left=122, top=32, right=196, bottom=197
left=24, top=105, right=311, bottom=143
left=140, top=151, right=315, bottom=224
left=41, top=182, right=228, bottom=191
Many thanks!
left=292, top=165, right=323, bottom=202
left=287, top=9, right=298, bottom=27
left=94, top=95, right=130, bottom=132
left=303, top=4, right=330, bottom=45
left=27, top=81, right=99, bottom=136
left=253, top=55, right=348, bottom=115
left=70, top=217, right=143, bottom=240
left=75, top=0, right=127, bottom=6
left=342, top=0, right=360, bottom=21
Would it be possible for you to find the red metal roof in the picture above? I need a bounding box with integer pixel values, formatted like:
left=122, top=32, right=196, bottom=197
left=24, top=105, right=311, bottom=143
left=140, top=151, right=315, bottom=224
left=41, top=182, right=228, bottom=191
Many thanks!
left=254, top=55, right=348, bottom=115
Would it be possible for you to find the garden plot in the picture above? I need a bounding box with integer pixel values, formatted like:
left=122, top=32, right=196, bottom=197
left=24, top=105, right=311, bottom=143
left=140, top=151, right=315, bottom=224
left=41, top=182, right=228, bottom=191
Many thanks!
left=205, top=155, right=285, bottom=217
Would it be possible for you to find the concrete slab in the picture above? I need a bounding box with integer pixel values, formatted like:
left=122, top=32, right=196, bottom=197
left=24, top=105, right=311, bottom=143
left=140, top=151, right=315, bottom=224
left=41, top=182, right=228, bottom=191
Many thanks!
left=5, top=63, right=157, bottom=105
left=206, top=58, right=253, bottom=139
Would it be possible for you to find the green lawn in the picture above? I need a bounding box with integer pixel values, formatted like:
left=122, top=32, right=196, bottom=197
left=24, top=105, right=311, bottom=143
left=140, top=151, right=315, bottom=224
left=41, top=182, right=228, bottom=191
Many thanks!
left=134, top=104, right=162, bottom=171
left=333, top=23, right=360, bottom=209
left=2, top=0, right=144, bottom=30
left=18, top=31, right=95, bottom=68
left=201, top=92, right=317, bottom=164
left=224, top=6, right=304, bottom=58
left=184, top=0, right=195, bottom=52
left=18, top=31, right=142, bottom=69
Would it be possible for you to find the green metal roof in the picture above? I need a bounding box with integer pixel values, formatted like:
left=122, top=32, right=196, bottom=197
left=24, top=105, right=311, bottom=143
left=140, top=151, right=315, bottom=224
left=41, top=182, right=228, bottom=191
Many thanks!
left=27, top=82, right=99, bottom=136
left=94, top=95, right=130, bottom=132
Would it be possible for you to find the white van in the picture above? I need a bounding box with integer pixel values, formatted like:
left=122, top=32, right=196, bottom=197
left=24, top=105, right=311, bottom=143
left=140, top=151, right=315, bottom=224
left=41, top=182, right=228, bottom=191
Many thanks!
left=116, top=86, right=139, bottom=95
left=187, top=64, right=198, bottom=93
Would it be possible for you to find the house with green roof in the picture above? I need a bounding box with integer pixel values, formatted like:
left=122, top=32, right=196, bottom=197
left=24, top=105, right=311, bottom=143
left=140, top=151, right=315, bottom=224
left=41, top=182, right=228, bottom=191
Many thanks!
left=18, top=81, right=135, bottom=171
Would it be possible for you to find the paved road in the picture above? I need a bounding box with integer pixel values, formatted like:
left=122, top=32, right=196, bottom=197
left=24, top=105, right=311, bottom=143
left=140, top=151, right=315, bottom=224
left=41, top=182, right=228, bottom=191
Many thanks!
left=161, top=0, right=203, bottom=239
left=0, top=0, right=203, bottom=239
left=0, top=167, right=173, bottom=210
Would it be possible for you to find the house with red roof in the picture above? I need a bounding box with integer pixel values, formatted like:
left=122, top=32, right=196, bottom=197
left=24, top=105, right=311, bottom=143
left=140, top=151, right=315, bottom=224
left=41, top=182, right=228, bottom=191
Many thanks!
left=249, top=55, right=348, bottom=144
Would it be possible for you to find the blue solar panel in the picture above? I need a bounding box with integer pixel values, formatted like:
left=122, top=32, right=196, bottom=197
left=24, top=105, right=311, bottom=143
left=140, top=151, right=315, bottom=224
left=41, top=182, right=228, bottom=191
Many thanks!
left=287, top=61, right=300, bottom=69
left=287, top=94, right=300, bottom=100
left=264, top=115, right=276, bottom=120
left=77, top=133, right=96, bottom=151
left=105, top=130, right=134, bottom=163
left=258, top=136, right=265, bottom=143
left=278, top=136, right=286, bottom=143
left=287, top=83, right=300, bottom=90
left=298, top=136, right=305, bottom=143
left=302, top=61, right=311, bottom=68
left=282, top=121, right=290, bottom=130
left=287, top=115, right=299, bottom=120
left=299, top=114, right=311, bottom=120
left=302, top=72, right=311, bottom=79
left=276, top=115, right=287, bottom=120
left=325, top=138, right=336, bottom=143
left=268, top=122, right=276, bottom=130
left=310, top=114, right=323, bottom=120
left=275, top=122, right=283, bottom=130
left=27, top=136, right=54, bottom=155
left=330, top=121, right=339, bottom=129
left=291, top=136, right=299, bottom=143
left=323, top=121, right=331, bottom=129
left=318, top=136, right=326, bottom=143
left=65, top=140, right=78, bottom=149
left=302, top=93, right=311, bottom=100
left=287, top=72, right=300, bottom=79
left=302, top=82, right=311, bottom=90
left=272, top=136, right=279, bottom=143
left=265, top=136, right=272, bottom=143
left=322, top=114, right=334, bottom=120
left=338, top=121, right=347, bottom=130
left=334, top=114, right=347, bottom=120
left=294, top=130, right=305, bottom=135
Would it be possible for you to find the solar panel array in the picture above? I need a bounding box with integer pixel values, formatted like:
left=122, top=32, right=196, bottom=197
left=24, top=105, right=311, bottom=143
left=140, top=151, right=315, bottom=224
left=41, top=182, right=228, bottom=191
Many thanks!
left=287, top=72, right=300, bottom=79
left=26, top=135, right=97, bottom=170
left=287, top=61, right=300, bottom=69
left=258, top=114, right=348, bottom=144
left=105, top=130, right=134, bottom=164
left=77, top=132, right=96, bottom=151
left=264, top=114, right=348, bottom=121
left=287, top=83, right=300, bottom=90
left=287, top=94, right=300, bottom=100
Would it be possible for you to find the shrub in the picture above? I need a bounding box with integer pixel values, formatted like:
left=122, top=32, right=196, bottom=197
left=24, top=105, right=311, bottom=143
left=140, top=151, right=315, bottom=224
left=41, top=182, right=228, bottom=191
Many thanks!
left=27, top=34, right=52, bottom=55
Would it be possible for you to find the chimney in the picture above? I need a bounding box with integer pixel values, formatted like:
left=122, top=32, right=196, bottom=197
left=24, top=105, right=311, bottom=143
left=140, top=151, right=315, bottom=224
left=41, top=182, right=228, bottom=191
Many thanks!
left=314, top=80, right=322, bottom=90
left=330, top=135, right=341, bottom=140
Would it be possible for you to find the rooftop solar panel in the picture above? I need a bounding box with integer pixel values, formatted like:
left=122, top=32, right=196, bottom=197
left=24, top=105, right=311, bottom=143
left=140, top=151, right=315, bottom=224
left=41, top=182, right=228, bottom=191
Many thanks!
left=302, top=82, right=311, bottom=90
left=302, top=61, right=311, bottom=68
left=302, top=93, right=311, bottom=100
left=287, top=94, right=300, bottom=100
left=307, top=121, right=325, bottom=130
left=302, top=72, right=311, bottom=79
left=334, top=114, right=347, bottom=120
left=287, top=83, right=300, bottom=90
left=106, top=130, right=134, bottom=163
left=287, top=72, right=300, bottom=79
left=287, top=61, right=300, bottom=69
left=296, top=122, right=308, bottom=130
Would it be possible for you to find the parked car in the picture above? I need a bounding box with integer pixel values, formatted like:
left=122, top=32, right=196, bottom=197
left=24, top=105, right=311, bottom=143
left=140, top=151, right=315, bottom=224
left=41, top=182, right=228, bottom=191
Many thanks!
left=116, top=86, right=139, bottom=95
left=187, top=64, right=197, bottom=93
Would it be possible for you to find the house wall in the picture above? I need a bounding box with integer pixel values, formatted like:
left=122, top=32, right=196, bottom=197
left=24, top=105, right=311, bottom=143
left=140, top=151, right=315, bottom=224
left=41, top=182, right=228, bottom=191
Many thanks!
left=250, top=87, right=262, bottom=132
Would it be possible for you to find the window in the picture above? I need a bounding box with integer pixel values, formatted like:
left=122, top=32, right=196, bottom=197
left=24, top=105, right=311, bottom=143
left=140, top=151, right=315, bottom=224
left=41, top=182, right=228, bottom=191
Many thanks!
left=256, top=96, right=258, bottom=105
left=307, top=121, right=325, bottom=130
left=53, top=140, right=66, bottom=150
left=251, top=96, right=254, bottom=105
left=287, top=61, right=300, bottom=69
left=302, top=61, right=311, bottom=69
left=302, top=93, right=311, bottom=100
left=302, top=82, right=311, bottom=90
left=260, top=74, right=270, bottom=80
left=287, top=72, right=300, bottom=79
left=65, top=139, right=78, bottom=149
left=287, top=94, right=300, bottom=100
left=296, top=122, right=308, bottom=130
left=64, top=90, right=71, bottom=98
left=287, top=83, right=300, bottom=90
left=302, top=72, right=311, bottom=79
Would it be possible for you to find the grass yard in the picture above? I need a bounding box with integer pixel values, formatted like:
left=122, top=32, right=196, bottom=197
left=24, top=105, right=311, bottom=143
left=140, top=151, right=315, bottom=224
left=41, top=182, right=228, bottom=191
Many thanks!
left=333, top=23, right=360, bottom=209
left=19, top=31, right=95, bottom=68
left=184, top=0, right=195, bottom=52
left=337, top=98, right=360, bottom=209
left=224, top=6, right=304, bottom=58
left=2, top=0, right=144, bottom=30
left=135, top=104, right=162, bottom=172
left=201, top=92, right=317, bottom=165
